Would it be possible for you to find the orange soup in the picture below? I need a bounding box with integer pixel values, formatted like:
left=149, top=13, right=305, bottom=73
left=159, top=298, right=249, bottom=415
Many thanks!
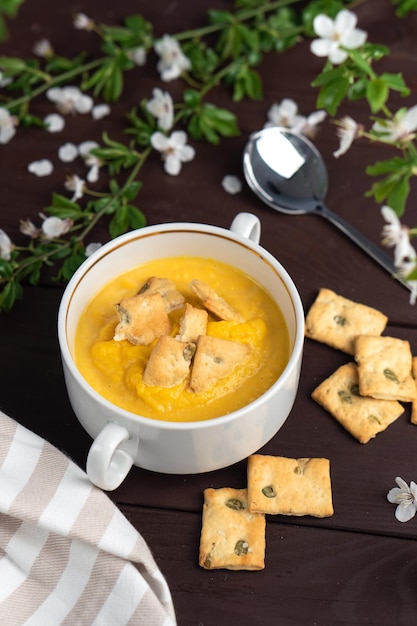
left=74, top=256, right=289, bottom=422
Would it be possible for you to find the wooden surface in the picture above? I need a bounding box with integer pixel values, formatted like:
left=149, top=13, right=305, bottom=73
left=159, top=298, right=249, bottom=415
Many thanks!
left=1, top=1, right=417, bottom=625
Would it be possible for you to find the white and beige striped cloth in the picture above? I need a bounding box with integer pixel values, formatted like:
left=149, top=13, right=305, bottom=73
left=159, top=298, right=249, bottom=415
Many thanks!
left=0, top=410, right=177, bottom=625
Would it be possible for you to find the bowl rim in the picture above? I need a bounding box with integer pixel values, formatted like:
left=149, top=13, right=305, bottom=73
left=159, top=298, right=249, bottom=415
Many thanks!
left=58, top=221, right=305, bottom=431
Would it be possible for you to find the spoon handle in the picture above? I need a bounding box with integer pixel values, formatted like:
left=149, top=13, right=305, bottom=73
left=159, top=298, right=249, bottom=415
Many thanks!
left=319, top=204, right=413, bottom=293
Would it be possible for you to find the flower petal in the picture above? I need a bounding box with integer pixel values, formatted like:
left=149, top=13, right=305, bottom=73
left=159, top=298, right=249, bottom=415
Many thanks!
left=44, top=113, right=65, bottom=132
left=312, top=14, right=334, bottom=38
left=395, top=503, right=417, bottom=523
left=222, top=175, right=242, bottom=195
left=164, top=154, right=181, bottom=176
left=58, top=142, right=78, bottom=162
left=150, top=132, right=169, bottom=152
left=27, top=159, right=54, bottom=177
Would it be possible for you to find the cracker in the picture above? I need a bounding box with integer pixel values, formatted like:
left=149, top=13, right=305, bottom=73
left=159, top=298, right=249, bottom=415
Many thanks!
left=305, top=288, right=387, bottom=354
left=199, top=487, right=266, bottom=571
left=114, top=292, right=171, bottom=345
left=189, top=335, right=250, bottom=393
left=354, top=335, right=417, bottom=402
left=138, top=276, right=185, bottom=312
left=176, top=302, right=208, bottom=343
left=190, top=279, right=244, bottom=323
left=247, top=454, right=334, bottom=518
left=312, top=362, right=405, bottom=443
left=143, top=335, right=195, bottom=387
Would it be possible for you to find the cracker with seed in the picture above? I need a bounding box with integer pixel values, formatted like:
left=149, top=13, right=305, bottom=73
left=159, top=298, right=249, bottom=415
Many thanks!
left=199, top=487, right=266, bottom=571
left=190, top=279, right=244, bottom=323
left=176, top=302, right=208, bottom=343
left=247, top=454, right=334, bottom=518
left=189, top=335, right=250, bottom=393
left=143, top=335, right=195, bottom=387
left=138, top=276, right=185, bottom=312
left=411, top=357, right=417, bottom=425
left=312, top=362, right=404, bottom=443
left=114, top=292, right=171, bottom=345
left=305, top=288, right=388, bottom=355
left=354, top=335, right=417, bottom=402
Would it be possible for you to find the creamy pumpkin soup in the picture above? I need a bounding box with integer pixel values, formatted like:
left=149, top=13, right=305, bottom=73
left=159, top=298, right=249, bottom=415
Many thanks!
left=74, top=256, right=289, bottom=422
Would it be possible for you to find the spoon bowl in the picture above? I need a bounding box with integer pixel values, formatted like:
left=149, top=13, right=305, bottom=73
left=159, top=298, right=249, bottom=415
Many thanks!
left=243, top=126, right=411, bottom=293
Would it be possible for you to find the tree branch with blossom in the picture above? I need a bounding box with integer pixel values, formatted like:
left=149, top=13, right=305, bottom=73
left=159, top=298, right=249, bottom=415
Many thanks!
left=306, top=7, right=417, bottom=301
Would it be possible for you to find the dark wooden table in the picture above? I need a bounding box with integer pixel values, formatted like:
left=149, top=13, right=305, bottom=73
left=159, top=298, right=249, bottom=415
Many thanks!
left=1, top=1, right=417, bottom=624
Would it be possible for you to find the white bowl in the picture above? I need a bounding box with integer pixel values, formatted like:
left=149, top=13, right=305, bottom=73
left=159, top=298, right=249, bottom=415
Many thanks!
left=58, top=213, right=304, bottom=490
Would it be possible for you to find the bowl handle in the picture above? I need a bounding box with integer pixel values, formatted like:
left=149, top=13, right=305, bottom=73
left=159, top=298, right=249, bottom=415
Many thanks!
left=230, top=212, right=261, bottom=244
left=86, top=422, right=137, bottom=490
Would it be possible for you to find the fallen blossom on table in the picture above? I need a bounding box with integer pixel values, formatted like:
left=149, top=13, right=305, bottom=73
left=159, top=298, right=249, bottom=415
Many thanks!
left=27, top=159, right=54, bottom=177
left=387, top=477, right=417, bottom=522
left=222, top=175, right=242, bottom=194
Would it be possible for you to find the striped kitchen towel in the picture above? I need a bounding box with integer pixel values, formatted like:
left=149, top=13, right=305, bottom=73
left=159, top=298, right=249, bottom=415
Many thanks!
left=0, top=410, right=176, bottom=625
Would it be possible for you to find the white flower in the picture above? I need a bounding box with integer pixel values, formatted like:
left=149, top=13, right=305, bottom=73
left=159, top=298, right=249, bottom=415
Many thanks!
left=151, top=130, right=195, bottom=175
left=0, top=107, right=17, bottom=144
left=92, top=104, right=111, bottom=120
left=58, top=142, right=78, bottom=163
left=85, top=242, right=102, bottom=257
left=372, top=105, right=417, bottom=143
left=387, top=477, right=417, bottom=522
left=33, top=38, right=53, bottom=58
left=27, top=159, right=54, bottom=177
left=19, top=219, right=40, bottom=239
left=265, top=98, right=300, bottom=128
left=41, top=216, right=73, bottom=239
left=44, top=113, right=65, bottom=133
left=154, top=34, right=191, bottom=81
left=310, top=9, right=367, bottom=65
left=74, top=13, right=94, bottom=31
left=46, top=86, right=93, bottom=115
left=128, top=47, right=147, bottom=66
left=333, top=116, right=363, bottom=157
left=65, top=175, right=86, bottom=201
left=78, top=141, right=101, bottom=182
left=0, top=229, right=13, bottom=261
left=222, top=175, right=242, bottom=195
left=265, top=98, right=325, bottom=138
left=146, top=88, right=174, bottom=131
left=292, top=110, right=327, bottom=139
left=381, top=206, right=414, bottom=267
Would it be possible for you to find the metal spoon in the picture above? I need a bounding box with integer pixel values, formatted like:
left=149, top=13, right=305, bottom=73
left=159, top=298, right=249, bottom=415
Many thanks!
left=243, top=126, right=412, bottom=293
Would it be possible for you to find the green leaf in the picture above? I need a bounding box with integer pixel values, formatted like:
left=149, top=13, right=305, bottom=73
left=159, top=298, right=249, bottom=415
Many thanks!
left=183, top=88, right=201, bottom=108
left=366, top=77, right=389, bottom=113
left=126, top=205, right=146, bottom=230
left=58, top=250, right=86, bottom=281
left=109, top=205, right=129, bottom=238
left=386, top=174, right=411, bottom=215
left=123, top=181, right=142, bottom=202
left=379, top=72, right=410, bottom=95
left=346, top=48, right=373, bottom=76
left=0, top=280, right=23, bottom=312
left=0, top=55, right=26, bottom=72
left=316, top=76, right=349, bottom=115
left=45, top=194, right=83, bottom=220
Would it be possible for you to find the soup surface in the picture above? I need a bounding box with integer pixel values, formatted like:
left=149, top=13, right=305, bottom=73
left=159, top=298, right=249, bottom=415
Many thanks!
left=74, top=256, right=289, bottom=422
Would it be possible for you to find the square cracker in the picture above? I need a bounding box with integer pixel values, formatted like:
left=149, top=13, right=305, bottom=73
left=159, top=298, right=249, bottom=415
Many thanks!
left=354, top=335, right=417, bottom=402
left=199, top=487, right=265, bottom=571
left=114, top=291, right=171, bottom=345
left=247, top=454, right=334, bottom=518
left=411, top=357, right=417, bottom=425
left=305, top=288, right=387, bottom=355
left=312, top=362, right=404, bottom=443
